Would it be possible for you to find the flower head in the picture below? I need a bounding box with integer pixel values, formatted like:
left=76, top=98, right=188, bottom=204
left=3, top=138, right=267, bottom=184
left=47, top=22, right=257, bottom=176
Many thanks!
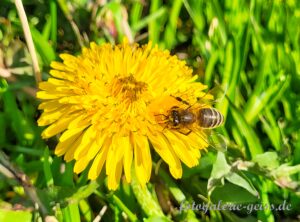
left=37, top=40, right=212, bottom=190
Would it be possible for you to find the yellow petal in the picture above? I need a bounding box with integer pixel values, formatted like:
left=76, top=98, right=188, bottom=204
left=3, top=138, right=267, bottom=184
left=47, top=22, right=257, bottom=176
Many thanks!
left=64, top=133, right=84, bottom=162
left=164, top=131, right=198, bottom=167
left=85, top=141, right=101, bottom=161
left=122, top=136, right=133, bottom=183
left=38, top=100, right=64, bottom=112
left=170, top=164, right=182, bottom=179
left=135, top=134, right=152, bottom=182
left=38, top=105, right=70, bottom=126
left=59, top=126, right=90, bottom=142
left=134, top=141, right=146, bottom=186
left=55, top=129, right=82, bottom=156
left=41, top=113, right=79, bottom=138
left=107, top=158, right=123, bottom=190
left=74, top=126, right=97, bottom=159
left=148, top=132, right=181, bottom=169
left=187, top=131, right=208, bottom=149
left=74, top=156, right=90, bottom=174
left=50, top=61, right=75, bottom=72
left=41, top=122, right=65, bottom=139
left=68, top=112, right=92, bottom=129
left=39, top=81, right=59, bottom=91
left=88, top=138, right=111, bottom=180
left=106, top=137, right=123, bottom=176
left=49, top=69, right=74, bottom=81
left=36, top=91, right=63, bottom=100
left=60, top=53, right=77, bottom=62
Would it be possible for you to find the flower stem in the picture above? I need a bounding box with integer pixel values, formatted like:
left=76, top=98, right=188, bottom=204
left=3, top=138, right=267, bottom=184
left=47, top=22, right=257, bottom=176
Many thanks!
left=131, top=170, right=165, bottom=218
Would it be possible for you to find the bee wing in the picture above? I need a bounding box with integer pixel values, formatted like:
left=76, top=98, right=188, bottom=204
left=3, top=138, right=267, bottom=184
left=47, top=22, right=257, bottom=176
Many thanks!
left=206, top=131, right=227, bottom=152
left=197, top=84, right=228, bottom=106
left=193, top=129, right=227, bottom=152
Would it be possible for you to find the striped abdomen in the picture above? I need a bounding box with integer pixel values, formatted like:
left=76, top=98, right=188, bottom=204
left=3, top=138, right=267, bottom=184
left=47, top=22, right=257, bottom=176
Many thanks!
left=198, top=108, right=224, bottom=128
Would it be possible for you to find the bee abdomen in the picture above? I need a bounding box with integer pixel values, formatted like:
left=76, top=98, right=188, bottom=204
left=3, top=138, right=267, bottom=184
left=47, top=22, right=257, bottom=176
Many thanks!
left=198, top=108, right=224, bottom=128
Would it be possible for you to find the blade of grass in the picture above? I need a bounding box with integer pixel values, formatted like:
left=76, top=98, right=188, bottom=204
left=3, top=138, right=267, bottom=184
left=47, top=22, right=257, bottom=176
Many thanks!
left=67, top=181, right=99, bottom=204
left=108, top=195, right=138, bottom=222
left=50, top=0, right=57, bottom=48
left=153, top=162, right=199, bottom=222
left=257, top=180, right=275, bottom=222
left=216, top=39, right=234, bottom=118
left=15, top=0, right=41, bottom=83
left=149, top=0, right=162, bottom=44
left=57, top=0, right=85, bottom=47
left=132, top=7, right=167, bottom=34
left=210, top=0, right=227, bottom=46
left=42, top=16, right=51, bottom=40
left=231, top=124, right=247, bottom=157
left=0, top=113, right=6, bottom=145
left=204, top=51, right=219, bottom=87
left=130, top=1, right=143, bottom=28
left=4, top=145, right=44, bottom=156
left=62, top=203, right=81, bottom=222
left=260, top=109, right=281, bottom=151
left=243, top=73, right=290, bottom=124
left=163, top=0, right=183, bottom=49
left=228, top=97, right=264, bottom=158
left=0, top=151, right=50, bottom=219
left=182, top=0, right=205, bottom=31
left=43, top=147, right=54, bottom=187
left=2, top=89, right=34, bottom=146
left=79, top=200, right=92, bottom=222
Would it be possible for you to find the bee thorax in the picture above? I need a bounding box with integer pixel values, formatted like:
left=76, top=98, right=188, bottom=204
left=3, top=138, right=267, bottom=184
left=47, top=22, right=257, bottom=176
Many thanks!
left=180, top=111, right=196, bottom=124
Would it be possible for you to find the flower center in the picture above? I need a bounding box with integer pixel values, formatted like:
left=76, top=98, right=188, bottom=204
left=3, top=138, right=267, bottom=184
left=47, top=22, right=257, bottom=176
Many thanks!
left=112, top=74, right=148, bottom=102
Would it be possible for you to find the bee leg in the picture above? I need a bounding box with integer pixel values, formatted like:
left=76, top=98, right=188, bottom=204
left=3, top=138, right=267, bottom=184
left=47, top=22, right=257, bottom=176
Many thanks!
left=172, top=96, right=190, bottom=105
left=176, top=128, right=192, bottom=136
left=182, top=129, right=192, bottom=136
left=162, top=125, right=168, bottom=132
left=154, top=114, right=169, bottom=126
left=154, top=113, right=168, bottom=117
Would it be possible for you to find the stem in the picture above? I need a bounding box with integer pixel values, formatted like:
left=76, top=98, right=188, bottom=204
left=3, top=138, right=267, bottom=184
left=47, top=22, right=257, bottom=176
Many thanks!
left=15, top=0, right=41, bottom=84
left=0, top=151, right=51, bottom=220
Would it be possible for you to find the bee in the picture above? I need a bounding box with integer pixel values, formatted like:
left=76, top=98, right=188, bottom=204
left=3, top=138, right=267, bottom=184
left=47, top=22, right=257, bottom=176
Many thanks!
left=167, top=106, right=224, bottom=133
left=157, top=96, right=226, bottom=151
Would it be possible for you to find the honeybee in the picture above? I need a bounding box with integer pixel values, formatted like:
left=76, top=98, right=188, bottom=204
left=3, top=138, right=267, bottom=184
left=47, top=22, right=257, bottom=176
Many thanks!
left=167, top=101, right=224, bottom=134
left=158, top=96, right=226, bottom=151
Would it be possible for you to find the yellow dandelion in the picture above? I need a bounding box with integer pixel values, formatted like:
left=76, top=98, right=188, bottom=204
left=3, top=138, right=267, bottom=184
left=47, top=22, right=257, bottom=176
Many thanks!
left=37, top=39, right=213, bottom=190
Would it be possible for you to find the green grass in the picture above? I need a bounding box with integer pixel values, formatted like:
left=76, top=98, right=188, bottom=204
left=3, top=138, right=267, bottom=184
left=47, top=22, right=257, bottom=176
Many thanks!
left=0, top=0, right=300, bottom=221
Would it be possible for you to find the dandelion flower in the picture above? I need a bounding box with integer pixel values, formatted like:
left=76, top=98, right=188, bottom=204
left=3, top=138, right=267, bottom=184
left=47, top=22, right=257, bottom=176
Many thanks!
left=37, top=40, right=213, bottom=190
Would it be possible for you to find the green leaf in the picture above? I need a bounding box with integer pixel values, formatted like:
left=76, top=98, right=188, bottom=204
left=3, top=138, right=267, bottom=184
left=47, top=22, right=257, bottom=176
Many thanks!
left=225, top=172, right=259, bottom=198
left=0, top=210, right=32, bottom=222
left=208, top=152, right=258, bottom=199
left=0, top=113, right=7, bottom=144
left=2, top=89, right=34, bottom=146
left=62, top=203, right=81, bottom=222
left=211, top=182, right=258, bottom=204
left=144, top=216, right=171, bottom=222
left=79, top=200, right=92, bottom=222
left=252, top=152, right=279, bottom=170
left=30, top=25, right=56, bottom=66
